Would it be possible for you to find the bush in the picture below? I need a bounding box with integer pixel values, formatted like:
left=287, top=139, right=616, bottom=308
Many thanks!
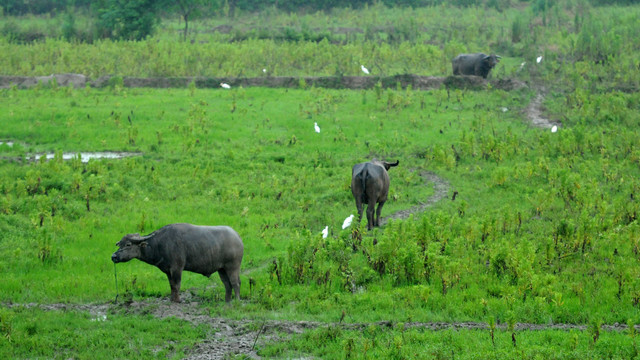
left=96, top=0, right=159, bottom=40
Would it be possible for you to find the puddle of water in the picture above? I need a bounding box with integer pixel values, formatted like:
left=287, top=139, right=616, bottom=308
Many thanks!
left=31, top=152, right=141, bottom=163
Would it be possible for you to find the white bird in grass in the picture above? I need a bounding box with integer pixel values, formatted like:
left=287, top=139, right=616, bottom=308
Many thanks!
left=519, top=62, right=526, bottom=71
left=220, top=82, right=231, bottom=89
left=314, top=122, right=320, bottom=133
left=361, top=65, right=370, bottom=75
left=551, top=125, right=558, bottom=133
left=322, top=226, right=329, bottom=239
left=342, top=214, right=354, bottom=229
left=536, top=56, right=543, bottom=64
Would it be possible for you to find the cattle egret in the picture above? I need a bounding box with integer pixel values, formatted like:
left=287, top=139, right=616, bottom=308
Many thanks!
left=263, top=68, right=267, bottom=73
left=536, top=56, right=543, bottom=64
left=361, top=65, right=370, bottom=74
left=519, top=62, right=526, bottom=71
left=342, top=214, right=354, bottom=229
left=501, top=107, right=509, bottom=113
left=551, top=125, right=558, bottom=133
left=322, top=226, right=329, bottom=239
left=314, top=122, right=320, bottom=133
left=220, top=83, right=231, bottom=89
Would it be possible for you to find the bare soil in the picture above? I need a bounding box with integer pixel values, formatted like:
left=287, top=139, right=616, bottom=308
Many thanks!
left=0, top=74, right=528, bottom=91
left=524, top=86, right=560, bottom=129
left=381, top=171, right=450, bottom=225
left=5, top=299, right=635, bottom=360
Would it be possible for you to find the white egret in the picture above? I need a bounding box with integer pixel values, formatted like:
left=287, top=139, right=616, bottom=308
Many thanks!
left=361, top=65, right=370, bottom=75
left=536, top=56, right=543, bottom=64
left=314, top=122, right=320, bottom=133
left=342, top=214, right=354, bottom=229
left=322, top=226, right=329, bottom=239
left=519, top=62, right=526, bottom=71
left=263, top=68, right=267, bottom=73
left=220, top=83, right=231, bottom=89
left=551, top=125, right=558, bottom=133
left=501, top=107, right=509, bottom=113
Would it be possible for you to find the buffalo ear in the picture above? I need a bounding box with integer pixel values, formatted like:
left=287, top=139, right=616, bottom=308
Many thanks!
left=140, top=241, right=148, bottom=248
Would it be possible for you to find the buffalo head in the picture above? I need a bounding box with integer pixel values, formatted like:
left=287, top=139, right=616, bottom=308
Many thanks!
left=111, top=233, right=148, bottom=263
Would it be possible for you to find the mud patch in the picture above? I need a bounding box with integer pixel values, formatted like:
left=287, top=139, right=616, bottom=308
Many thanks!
left=0, top=73, right=87, bottom=89
left=1, top=74, right=527, bottom=92
left=29, top=151, right=141, bottom=163
left=4, top=300, right=637, bottom=360
left=526, top=90, right=560, bottom=129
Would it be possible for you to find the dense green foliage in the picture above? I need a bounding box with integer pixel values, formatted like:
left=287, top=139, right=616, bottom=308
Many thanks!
left=0, top=1, right=639, bottom=94
left=262, top=324, right=640, bottom=359
left=96, top=0, right=159, bottom=40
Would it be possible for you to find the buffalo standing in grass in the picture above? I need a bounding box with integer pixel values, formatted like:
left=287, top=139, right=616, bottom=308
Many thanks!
left=452, top=53, right=501, bottom=79
left=351, top=159, right=399, bottom=230
left=111, top=223, right=244, bottom=303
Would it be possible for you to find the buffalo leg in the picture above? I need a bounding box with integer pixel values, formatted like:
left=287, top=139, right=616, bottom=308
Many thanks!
left=227, top=268, right=241, bottom=301
left=375, top=201, right=385, bottom=227
left=355, top=199, right=364, bottom=225
left=366, top=199, right=376, bottom=230
left=218, top=269, right=233, bottom=302
left=167, top=269, right=182, bottom=303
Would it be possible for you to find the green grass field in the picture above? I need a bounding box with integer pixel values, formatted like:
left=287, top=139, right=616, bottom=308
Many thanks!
left=2, top=1, right=640, bottom=358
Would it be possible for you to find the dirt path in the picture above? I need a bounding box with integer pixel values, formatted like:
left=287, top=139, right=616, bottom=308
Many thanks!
left=525, top=87, right=560, bottom=129
left=0, top=74, right=527, bottom=91
left=5, top=300, right=635, bottom=360
left=381, top=171, right=450, bottom=225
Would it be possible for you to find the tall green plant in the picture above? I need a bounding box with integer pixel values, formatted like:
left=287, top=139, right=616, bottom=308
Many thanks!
left=97, top=0, right=159, bottom=40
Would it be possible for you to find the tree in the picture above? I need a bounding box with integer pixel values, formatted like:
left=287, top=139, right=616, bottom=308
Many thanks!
left=171, top=0, right=210, bottom=41
left=97, top=0, right=159, bottom=40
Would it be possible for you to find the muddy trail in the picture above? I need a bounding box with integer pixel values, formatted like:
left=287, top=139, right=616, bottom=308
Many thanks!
left=381, top=171, right=450, bottom=226
left=0, top=73, right=528, bottom=92
left=6, top=299, right=636, bottom=360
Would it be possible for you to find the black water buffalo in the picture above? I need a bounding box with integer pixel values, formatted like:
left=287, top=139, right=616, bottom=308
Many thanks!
left=111, top=223, right=244, bottom=303
left=351, top=159, right=399, bottom=230
left=452, top=53, right=501, bottom=79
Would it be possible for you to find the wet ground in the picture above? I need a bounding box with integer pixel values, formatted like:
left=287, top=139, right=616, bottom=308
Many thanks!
left=0, top=74, right=528, bottom=92
left=29, top=151, right=141, bottom=163
left=6, top=297, right=635, bottom=360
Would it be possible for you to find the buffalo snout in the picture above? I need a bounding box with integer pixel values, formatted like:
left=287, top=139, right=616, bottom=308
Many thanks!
left=111, top=253, right=120, bottom=263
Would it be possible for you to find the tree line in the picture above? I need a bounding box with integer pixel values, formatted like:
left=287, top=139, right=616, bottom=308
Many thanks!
left=0, top=0, right=635, bottom=42
left=1, top=0, right=635, bottom=16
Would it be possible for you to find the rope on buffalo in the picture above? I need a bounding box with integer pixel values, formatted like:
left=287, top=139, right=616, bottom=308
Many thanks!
left=113, top=263, right=119, bottom=303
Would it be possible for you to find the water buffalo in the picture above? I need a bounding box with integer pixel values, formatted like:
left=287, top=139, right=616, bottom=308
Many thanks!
left=111, top=223, right=244, bottom=303
left=452, top=53, right=501, bottom=79
left=351, top=159, right=399, bottom=230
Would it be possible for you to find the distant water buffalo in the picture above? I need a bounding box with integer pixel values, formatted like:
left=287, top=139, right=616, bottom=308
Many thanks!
left=452, top=53, right=501, bottom=79
left=351, top=159, right=399, bottom=230
left=111, top=223, right=244, bottom=303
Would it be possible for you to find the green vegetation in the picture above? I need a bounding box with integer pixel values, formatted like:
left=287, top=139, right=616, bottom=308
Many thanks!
left=1, top=0, right=640, bottom=358
left=0, top=306, right=207, bottom=359
left=261, top=325, right=640, bottom=359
